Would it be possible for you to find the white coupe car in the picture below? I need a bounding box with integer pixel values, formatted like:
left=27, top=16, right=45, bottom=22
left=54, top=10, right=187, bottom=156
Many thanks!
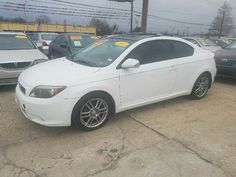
left=16, top=34, right=216, bottom=130
left=0, top=32, right=48, bottom=85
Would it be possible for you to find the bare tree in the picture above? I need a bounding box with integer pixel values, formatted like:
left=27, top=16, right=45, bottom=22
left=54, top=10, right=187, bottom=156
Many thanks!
left=209, top=2, right=234, bottom=38
left=89, top=18, right=112, bottom=35
left=35, top=15, right=51, bottom=24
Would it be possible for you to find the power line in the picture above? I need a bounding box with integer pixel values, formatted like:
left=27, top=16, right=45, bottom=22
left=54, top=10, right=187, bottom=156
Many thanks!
left=29, top=0, right=131, bottom=12
left=148, top=14, right=210, bottom=27
left=0, top=7, right=129, bottom=21
left=0, top=0, right=211, bottom=27
left=0, top=2, right=130, bottom=18
left=0, top=2, right=131, bottom=16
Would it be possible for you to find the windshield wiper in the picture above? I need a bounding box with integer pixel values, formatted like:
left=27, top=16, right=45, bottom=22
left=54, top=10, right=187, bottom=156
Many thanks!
left=77, top=60, right=95, bottom=67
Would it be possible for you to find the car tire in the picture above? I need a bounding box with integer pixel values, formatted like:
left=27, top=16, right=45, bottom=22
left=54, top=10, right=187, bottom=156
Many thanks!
left=49, top=53, right=54, bottom=60
left=191, top=73, right=211, bottom=100
left=71, top=92, right=113, bottom=131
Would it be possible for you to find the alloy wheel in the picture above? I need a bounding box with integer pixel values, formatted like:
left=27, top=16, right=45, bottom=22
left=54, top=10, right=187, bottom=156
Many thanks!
left=80, top=98, right=108, bottom=128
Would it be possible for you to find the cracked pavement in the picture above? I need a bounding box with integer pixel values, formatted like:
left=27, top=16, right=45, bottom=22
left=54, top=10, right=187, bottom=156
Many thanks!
left=0, top=77, right=236, bottom=177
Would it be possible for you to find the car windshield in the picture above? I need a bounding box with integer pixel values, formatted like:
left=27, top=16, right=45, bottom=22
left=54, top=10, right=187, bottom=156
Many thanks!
left=70, top=35, right=98, bottom=48
left=41, top=34, right=58, bottom=40
left=70, top=38, right=134, bottom=67
left=197, top=39, right=217, bottom=46
left=0, top=35, right=36, bottom=50
left=225, top=41, right=236, bottom=49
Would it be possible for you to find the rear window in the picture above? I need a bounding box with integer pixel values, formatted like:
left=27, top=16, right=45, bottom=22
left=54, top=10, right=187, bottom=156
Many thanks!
left=198, top=39, right=217, bottom=47
left=41, top=34, right=58, bottom=40
left=70, top=35, right=98, bottom=48
left=226, top=41, right=236, bottom=49
left=174, top=41, right=194, bottom=58
left=0, top=35, right=36, bottom=50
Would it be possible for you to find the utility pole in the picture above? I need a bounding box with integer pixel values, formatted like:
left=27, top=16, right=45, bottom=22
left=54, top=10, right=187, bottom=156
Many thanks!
left=141, top=0, right=148, bottom=33
left=24, top=0, right=28, bottom=32
left=130, top=0, right=134, bottom=32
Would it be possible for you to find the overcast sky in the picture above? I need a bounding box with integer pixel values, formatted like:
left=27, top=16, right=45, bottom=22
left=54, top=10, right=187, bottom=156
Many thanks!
left=1, top=0, right=236, bottom=35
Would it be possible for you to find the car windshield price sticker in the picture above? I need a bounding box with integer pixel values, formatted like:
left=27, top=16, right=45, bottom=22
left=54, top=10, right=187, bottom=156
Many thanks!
left=91, top=36, right=99, bottom=39
left=115, top=41, right=129, bottom=47
left=95, top=39, right=107, bottom=46
left=15, top=35, right=27, bottom=39
left=74, top=41, right=82, bottom=47
left=70, top=35, right=82, bottom=40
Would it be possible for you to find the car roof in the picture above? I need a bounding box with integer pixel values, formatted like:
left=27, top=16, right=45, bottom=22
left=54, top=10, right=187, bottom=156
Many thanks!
left=26, top=32, right=58, bottom=34
left=184, top=37, right=207, bottom=40
left=0, top=32, right=26, bottom=35
left=109, top=33, right=160, bottom=41
left=61, top=33, right=94, bottom=36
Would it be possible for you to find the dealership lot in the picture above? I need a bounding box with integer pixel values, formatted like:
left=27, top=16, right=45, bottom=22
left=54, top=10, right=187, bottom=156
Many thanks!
left=0, top=78, right=235, bottom=177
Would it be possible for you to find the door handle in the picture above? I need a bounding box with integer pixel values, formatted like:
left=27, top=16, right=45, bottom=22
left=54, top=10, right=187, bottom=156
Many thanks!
left=169, top=66, right=176, bottom=72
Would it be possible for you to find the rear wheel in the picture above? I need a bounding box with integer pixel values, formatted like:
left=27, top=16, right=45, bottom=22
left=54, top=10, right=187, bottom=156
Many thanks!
left=49, top=52, right=54, bottom=60
left=191, top=73, right=211, bottom=99
left=72, top=93, right=113, bottom=131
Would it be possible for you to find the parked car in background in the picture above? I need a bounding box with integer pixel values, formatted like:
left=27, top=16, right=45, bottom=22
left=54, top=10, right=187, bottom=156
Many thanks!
left=27, top=33, right=58, bottom=55
left=0, top=32, right=48, bottom=85
left=16, top=34, right=216, bottom=130
left=49, top=33, right=98, bottom=59
left=184, top=37, right=222, bottom=52
left=211, top=38, right=236, bottom=48
left=214, top=41, right=236, bottom=78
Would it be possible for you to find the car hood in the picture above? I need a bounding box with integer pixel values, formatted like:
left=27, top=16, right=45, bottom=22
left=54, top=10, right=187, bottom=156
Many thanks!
left=214, top=49, right=236, bottom=60
left=0, top=49, right=47, bottom=63
left=202, top=46, right=222, bottom=52
left=19, top=58, right=101, bottom=87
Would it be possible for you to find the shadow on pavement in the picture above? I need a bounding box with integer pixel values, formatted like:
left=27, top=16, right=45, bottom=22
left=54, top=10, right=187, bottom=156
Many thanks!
left=0, top=85, right=16, bottom=92
left=215, top=76, right=236, bottom=86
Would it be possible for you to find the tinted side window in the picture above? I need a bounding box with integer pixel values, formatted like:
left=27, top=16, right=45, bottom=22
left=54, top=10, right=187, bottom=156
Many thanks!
left=125, top=40, right=174, bottom=65
left=32, top=34, right=38, bottom=41
left=53, top=35, right=65, bottom=44
left=185, top=38, right=200, bottom=47
left=174, top=41, right=194, bottom=58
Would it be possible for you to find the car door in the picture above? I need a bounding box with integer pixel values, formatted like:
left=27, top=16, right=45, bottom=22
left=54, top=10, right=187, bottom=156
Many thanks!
left=118, top=40, right=178, bottom=109
left=51, top=35, right=70, bottom=58
left=170, top=41, right=197, bottom=94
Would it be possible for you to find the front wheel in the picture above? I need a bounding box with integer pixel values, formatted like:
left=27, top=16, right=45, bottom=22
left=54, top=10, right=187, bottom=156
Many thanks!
left=191, top=73, right=211, bottom=100
left=72, top=93, right=113, bottom=131
left=49, top=52, right=54, bottom=60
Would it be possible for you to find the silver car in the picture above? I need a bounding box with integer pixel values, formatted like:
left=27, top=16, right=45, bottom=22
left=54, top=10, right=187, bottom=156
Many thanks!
left=184, top=37, right=222, bottom=52
left=27, top=33, right=58, bottom=55
left=0, top=32, right=48, bottom=85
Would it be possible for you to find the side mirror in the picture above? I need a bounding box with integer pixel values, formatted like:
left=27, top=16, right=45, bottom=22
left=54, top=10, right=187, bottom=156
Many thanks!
left=60, top=42, right=68, bottom=48
left=121, top=58, right=140, bottom=69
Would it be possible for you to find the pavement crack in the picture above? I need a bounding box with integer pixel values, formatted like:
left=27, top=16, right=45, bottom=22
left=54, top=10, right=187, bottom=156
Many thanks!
left=173, top=138, right=230, bottom=177
left=128, top=113, right=169, bottom=140
left=129, top=113, right=231, bottom=177
left=0, top=147, right=41, bottom=177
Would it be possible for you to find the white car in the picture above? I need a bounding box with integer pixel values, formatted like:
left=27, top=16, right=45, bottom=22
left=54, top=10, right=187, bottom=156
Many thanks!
left=0, top=32, right=48, bottom=85
left=184, top=37, right=222, bottom=52
left=16, top=35, right=216, bottom=130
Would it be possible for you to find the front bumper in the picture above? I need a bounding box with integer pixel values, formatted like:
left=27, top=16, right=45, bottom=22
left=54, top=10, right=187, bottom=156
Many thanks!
left=0, top=69, right=22, bottom=85
left=15, top=83, right=75, bottom=127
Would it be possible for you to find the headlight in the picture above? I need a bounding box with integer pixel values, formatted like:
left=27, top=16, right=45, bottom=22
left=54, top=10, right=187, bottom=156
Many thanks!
left=30, top=86, right=66, bottom=98
left=32, top=59, right=47, bottom=65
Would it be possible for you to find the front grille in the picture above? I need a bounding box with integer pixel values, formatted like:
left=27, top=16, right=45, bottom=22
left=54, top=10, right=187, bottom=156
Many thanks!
left=0, top=62, right=32, bottom=69
left=19, top=83, right=26, bottom=94
left=0, top=78, right=18, bottom=85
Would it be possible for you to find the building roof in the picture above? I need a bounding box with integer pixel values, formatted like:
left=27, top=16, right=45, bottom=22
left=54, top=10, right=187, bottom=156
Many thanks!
left=0, top=32, right=26, bottom=35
